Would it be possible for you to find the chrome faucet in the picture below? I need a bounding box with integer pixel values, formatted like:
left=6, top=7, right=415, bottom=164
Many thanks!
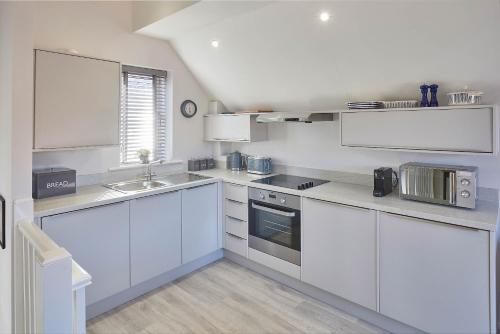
left=142, top=159, right=164, bottom=181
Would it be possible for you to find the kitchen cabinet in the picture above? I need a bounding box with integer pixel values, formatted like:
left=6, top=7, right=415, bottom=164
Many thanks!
left=181, top=183, right=219, bottom=263
left=340, top=106, right=496, bottom=154
left=379, top=212, right=490, bottom=333
left=204, top=114, right=268, bottom=142
left=41, top=202, right=130, bottom=305
left=34, top=49, right=120, bottom=149
left=223, top=182, right=248, bottom=257
left=302, top=198, right=377, bottom=310
left=130, top=191, right=182, bottom=286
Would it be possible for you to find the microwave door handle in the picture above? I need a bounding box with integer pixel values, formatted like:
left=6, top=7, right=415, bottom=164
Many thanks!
left=251, top=202, right=296, bottom=217
left=449, top=171, right=457, bottom=205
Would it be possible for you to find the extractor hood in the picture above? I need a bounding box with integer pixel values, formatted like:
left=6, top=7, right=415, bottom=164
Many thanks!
left=256, top=112, right=335, bottom=123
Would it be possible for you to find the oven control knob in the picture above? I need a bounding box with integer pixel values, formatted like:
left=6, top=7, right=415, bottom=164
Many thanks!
left=259, top=193, right=265, bottom=200
left=461, top=190, right=471, bottom=198
left=461, top=179, right=471, bottom=186
left=280, top=198, right=286, bottom=204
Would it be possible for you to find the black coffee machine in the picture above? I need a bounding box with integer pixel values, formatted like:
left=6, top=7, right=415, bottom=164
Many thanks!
left=373, top=167, right=396, bottom=197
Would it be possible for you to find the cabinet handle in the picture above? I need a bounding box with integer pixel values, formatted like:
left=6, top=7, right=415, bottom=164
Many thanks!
left=251, top=202, right=296, bottom=217
left=226, top=198, right=245, bottom=205
left=212, top=138, right=248, bottom=142
left=226, top=215, right=245, bottom=222
left=227, top=182, right=246, bottom=188
left=381, top=212, right=480, bottom=232
left=226, top=232, right=245, bottom=240
left=184, top=183, right=213, bottom=191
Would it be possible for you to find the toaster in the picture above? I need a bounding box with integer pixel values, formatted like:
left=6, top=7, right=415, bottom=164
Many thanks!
left=399, top=162, right=477, bottom=209
left=247, top=156, right=272, bottom=175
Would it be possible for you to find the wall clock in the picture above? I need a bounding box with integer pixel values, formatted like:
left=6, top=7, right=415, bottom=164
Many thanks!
left=180, top=100, right=197, bottom=118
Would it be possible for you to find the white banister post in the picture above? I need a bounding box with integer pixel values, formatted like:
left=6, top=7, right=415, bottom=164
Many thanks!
left=40, top=248, right=73, bottom=334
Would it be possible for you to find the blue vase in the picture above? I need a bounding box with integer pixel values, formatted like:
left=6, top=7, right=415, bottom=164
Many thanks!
left=429, top=84, right=439, bottom=107
left=420, top=84, right=429, bottom=107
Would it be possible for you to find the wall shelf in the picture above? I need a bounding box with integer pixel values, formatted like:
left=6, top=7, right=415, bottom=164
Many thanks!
left=203, top=105, right=498, bottom=155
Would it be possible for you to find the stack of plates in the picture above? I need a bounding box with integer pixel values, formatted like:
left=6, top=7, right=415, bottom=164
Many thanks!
left=346, top=101, right=384, bottom=110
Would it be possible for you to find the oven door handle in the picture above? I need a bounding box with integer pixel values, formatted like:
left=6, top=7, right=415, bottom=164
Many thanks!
left=251, top=202, right=296, bottom=217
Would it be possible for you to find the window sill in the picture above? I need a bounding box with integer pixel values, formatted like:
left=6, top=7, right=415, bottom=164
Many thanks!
left=108, top=159, right=183, bottom=172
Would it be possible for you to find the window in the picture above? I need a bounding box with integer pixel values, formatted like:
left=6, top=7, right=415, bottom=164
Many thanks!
left=120, top=65, right=168, bottom=164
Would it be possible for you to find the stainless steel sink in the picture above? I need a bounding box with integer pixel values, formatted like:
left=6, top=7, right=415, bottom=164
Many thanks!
left=104, top=173, right=212, bottom=194
left=105, top=180, right=169, bottom=194
left=157, top=173, right=211, bottom=186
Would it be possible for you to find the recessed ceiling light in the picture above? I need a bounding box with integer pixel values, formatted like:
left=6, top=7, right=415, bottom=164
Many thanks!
left=319, top=12, right=331, bottom=22
left=211, top=40, right=219, bottom=48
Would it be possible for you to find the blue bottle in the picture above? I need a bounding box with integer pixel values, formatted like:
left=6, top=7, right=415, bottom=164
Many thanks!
left=420, top=84, right=429, bottom=107
left=429, top=84, right=439, bottom=107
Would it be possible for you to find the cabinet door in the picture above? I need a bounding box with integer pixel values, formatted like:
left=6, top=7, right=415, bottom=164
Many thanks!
left=341, top=107, right=494, bottom=153
left=379, top=213, right=490, bottom=333
left=42, top=202, right=130, bottom=305
left=130, top=191, right=181, bottom=286
left=204, top=115, right=251, bottom=141
left=34, top=50, right=120, bottom=149
left=302, top=198, right=377, bottom=310
left=182, top=183, right=219, bottom=263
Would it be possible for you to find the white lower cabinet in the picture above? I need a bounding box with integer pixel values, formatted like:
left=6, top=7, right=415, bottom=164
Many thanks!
left=130, top=191, right=182, bottom=286
left=182, top=183, right=219, bottom=263
left=42, top=202, right=130, bottom=305
left=379, top=212, right=490, bottom=334
left=224, top=232, right=247, bottom=257
left=302, top=198, right=377, bottom=310
left=225, top=216, right=247, bottom=239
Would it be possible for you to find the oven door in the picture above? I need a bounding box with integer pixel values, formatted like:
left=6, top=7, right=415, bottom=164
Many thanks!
left=248, top=199, right=301, bottom=265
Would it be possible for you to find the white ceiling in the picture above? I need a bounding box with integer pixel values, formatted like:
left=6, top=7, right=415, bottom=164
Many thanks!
left=137, top=0, right=500, bottom=112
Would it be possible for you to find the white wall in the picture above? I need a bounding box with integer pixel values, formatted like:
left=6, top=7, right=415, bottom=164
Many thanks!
left=140, top=0, right=500, bottom=189
left=32, top=2, right=212, bottom=176
left=232, top=121, right=500, bottom=188
left=0, top=6, right=14, bottom=332
left=0, top=3, right=35, bottom=333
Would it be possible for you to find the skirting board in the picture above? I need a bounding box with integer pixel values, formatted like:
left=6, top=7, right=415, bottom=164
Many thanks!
left=224, top=250, right=423, bottom=334
left=87, top=249, right=223, bottom=319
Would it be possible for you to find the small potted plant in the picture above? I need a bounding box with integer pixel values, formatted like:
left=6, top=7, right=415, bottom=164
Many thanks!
left=137, top=149, right=151, bottom=164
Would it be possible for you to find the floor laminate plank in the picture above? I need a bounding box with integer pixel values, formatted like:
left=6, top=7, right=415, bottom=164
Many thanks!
left=87, top=259, right=385, bottom=334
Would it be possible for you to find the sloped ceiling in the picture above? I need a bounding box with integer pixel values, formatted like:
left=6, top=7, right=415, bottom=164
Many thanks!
left=131, top=1, right=198, bottom=31
left=137, top=0, right=500, bottom=112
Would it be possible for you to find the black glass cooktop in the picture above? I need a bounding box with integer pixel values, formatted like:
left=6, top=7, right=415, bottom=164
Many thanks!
left=251, top=174, right=330, bottom=190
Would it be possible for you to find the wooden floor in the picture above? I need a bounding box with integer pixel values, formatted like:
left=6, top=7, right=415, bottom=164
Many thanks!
left=87, top=259, right=385, bottom=334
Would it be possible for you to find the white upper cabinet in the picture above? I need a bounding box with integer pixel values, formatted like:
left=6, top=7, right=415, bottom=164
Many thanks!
left=34, top=49, right=120, bottom=149
left=340, top=106, right=497, bottom=154
left=204, top=114, right=268, bottom=142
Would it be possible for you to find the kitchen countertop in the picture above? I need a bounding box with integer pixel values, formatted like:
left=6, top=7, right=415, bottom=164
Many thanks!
left=195, top=169, right=500, bottom=232
left=34, top=169, right=499, bottom=232
left=34, top=174, right=219, bottom=218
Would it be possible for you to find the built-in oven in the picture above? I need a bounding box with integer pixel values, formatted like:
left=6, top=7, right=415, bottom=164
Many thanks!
left=248, top=187, right=301, bottom=266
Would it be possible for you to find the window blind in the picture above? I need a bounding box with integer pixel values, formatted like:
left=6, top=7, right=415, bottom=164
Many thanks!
left=120, top=66, right=168, bottom=164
